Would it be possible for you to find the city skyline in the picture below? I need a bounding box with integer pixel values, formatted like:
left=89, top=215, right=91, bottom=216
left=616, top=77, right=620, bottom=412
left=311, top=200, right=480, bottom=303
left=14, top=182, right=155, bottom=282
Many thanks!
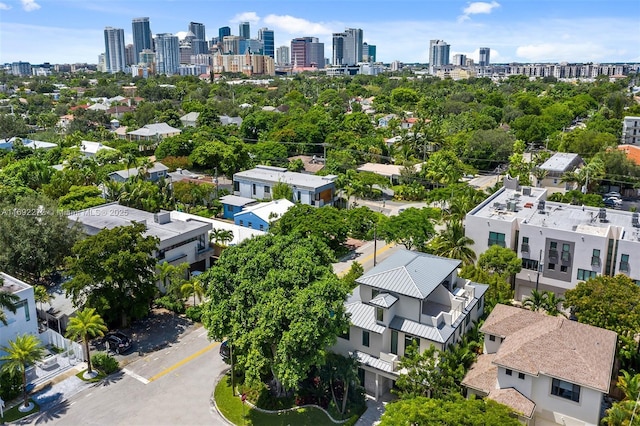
left=0, top=0, right=638, bottom=65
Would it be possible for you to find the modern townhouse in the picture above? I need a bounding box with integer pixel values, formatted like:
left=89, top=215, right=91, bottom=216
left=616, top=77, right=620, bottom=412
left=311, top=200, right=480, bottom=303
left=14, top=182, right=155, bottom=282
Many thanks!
left=466, top=181, right=640, bottom=300
left=462, top=304, right=617, bottom=426
left=332, top=250, right=489, bottom=400
left=0, top=272, right=39, bottom=350
left=233, top=199, right=294, bottom=231
left=622, top=116, right=640, bottom=145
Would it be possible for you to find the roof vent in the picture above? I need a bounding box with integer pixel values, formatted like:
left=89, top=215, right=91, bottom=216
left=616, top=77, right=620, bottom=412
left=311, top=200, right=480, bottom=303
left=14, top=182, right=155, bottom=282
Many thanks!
left=522, top=187, right=531, bottom=196
left=538, top=200, right=546, bottom=213
left=633, top=212, right=640, bottom=227
left=599, top=208, right=607, bottom=222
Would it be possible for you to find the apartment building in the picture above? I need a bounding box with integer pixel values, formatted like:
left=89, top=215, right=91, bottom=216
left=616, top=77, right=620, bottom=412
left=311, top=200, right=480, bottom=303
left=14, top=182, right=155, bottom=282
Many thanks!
left=622, top=116, right=640, bottom=145
left=466, top=182, right=640, bottom=300
left=0, top=273, right=39, bottom=350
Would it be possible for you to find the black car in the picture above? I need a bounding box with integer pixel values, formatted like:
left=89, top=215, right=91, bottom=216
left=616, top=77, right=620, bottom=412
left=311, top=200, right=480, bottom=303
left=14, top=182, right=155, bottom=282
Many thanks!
left=220, top=340, right=230, bottom=361
left=104, top=332, right=132, bottom=354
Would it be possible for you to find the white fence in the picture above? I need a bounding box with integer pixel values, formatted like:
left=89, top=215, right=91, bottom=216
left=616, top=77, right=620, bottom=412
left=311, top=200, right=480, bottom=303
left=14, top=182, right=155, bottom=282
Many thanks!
left=40, top=328, right=84, bottom=361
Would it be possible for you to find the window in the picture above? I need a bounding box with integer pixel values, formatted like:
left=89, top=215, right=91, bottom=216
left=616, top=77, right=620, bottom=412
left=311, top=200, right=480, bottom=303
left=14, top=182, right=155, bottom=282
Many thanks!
left=577, top=269, right=597, bottom=281
left=465, top=315, right=470, bottom=326
left=620, top=254, right=630, bottom=272
left=248, top=222, right=252, bottom=229
left=561, top=244, right=570, bottom=262
left=489, top=335, right=496, bottom=341
left=252, top=184, right=256, bottom=195
left=560, top=265, right=568, bottom=273
left=488, top=232, right=506, bottom=248
left=549, top=242, right=559, bottom=261
left=521, top=236, right=530, bottom=253
left=506, top=369, right=512, bottom=376
left=233, top=181, right=239, bottom=192
left=376, top=307, right=384, bottom=322
left=259, top=224, right=264, bottom=231
left=551, top=378, right=581, bottom=402
left=391, top=330, right=398, bottom=355
left=592, top=249, right=601, bottom=266
left=340, top=328, right=350, bottom=341
left=518, top=372, right=525, bottom=380
left=15, top=300, right=29, bottom=321
left=372, top=288, right=379, bottom=299
left=522, top=259, right=539, bottom=271
left=362, top=331, right=370, bottom=347
left=264, top=186, right=270, bottom=194
left=239, top=220, right=243, bottom=226
left=548, top=263, right=555, bottom=270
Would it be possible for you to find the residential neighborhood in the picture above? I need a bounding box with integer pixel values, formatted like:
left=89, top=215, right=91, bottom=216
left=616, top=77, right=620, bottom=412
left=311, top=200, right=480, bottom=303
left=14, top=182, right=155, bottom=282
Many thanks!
left=1, top=29, right=640, bottom=426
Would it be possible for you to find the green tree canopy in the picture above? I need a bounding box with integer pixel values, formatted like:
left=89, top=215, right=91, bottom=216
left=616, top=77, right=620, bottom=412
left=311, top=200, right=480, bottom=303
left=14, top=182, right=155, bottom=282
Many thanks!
left=379, top=207, right=438, bottom=252
left=477, top=245, right=522, bottom=278
left=200, top=234, right=349, bottom=396
left=63, top=223, right=159, bottom=327
left=0, top=334, right=45, bottom=409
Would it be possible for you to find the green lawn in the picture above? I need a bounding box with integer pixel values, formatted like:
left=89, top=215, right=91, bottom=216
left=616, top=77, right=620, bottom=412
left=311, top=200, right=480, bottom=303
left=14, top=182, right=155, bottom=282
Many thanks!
left=0, top=399, right=39, bottom=423
left=214, top=374, right=348, bottom=426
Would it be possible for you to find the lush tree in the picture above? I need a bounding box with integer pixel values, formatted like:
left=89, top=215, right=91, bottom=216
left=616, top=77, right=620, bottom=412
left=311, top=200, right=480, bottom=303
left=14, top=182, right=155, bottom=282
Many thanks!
left=58, top=185, right=106, bottom=211
left=201, top=234, right=349, bottom=397
left=380, top=395, right=520, bottom=426
left=478, top=245, right=522, bottom=278
left=429, top=221, right=476, bottom=266
left=0, top=334, right=46, bottom=409
left=394, top=343, right=459, bottom=400
left=422, top=150, right=466, bottom=186
left=379, top=208, right=438, bottom=252
left=65, top=308, right=108, bottom=375
left=522, top=289, right=549, bottom=312
left=340, top=261, right=364, bottom=291
left=0, top=196, right=81, bottom=281
left=564, top=274, right=640, bottom=371
left=463, top=129, right=515, bottom=171
left=64, top=223, right=159, bottom=327
left=319, top=352, right=362, bottom=417
left=0, top=114, right=29, bottom=141
left=272, top=181, right=293, bottom=201
left=181, top=278, right=205, bottom=306
left=602, top=370, right=640, bottom=426
left=558, top=128, right=617, bottom=159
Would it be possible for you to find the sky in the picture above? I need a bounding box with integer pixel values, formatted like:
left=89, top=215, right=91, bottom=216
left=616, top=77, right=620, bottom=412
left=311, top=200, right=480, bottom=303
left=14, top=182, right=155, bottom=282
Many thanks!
left=0, top=0, right=639, bottom=65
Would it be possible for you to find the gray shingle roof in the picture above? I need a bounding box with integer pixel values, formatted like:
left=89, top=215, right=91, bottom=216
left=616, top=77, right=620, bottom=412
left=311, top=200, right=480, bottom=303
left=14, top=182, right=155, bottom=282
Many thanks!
left=369, top=293, right=398, bottom=308
left=346, top=302, right=385, bottom=334
left=357, top=250, right=461, bottom=299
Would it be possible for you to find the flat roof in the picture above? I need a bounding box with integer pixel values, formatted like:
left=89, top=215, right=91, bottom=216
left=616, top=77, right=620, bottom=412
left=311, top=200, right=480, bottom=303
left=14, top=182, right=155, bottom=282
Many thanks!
left=0, top=272, right=30, bottom=294
left=220, top=195, right=257, bottom=207
left=68, top=204, right=211, bottom=242
left=468, top=186, right=640, bottom=241
left=356, top=163, right=422, bottom=178
left=234, top=165, right=336, bottom=189
left=539, top=153, right=581, bottom=172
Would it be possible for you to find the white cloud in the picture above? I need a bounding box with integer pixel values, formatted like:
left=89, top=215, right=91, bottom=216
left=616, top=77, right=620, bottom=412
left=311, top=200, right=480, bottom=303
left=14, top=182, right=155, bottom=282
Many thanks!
left=230, top=12, right=260, bottom=24
left=264, top=14, right=335, bottom=36
left=20, top=0, right=40, bottom=12
left=0, top=3, right=11, bottom=10
left=458, top=1, right=500, bottom=22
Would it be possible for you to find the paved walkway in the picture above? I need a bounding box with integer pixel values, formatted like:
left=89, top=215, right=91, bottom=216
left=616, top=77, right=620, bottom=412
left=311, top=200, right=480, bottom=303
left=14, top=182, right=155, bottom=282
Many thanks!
left=355, top=398, right=387, bottom=426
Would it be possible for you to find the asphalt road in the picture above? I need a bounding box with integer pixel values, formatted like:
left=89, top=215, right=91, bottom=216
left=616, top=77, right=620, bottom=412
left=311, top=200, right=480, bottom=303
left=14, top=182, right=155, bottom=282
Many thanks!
left=27, top=324, right=229, bottom=426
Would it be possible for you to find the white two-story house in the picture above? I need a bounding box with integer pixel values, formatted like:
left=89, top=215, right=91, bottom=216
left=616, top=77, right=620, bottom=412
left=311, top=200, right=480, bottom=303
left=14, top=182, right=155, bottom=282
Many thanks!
left=332, top=250, right=489, bottom=400
left=0, top=272, right=39, bottom=350
left=462, top=304, right=617, bottom=425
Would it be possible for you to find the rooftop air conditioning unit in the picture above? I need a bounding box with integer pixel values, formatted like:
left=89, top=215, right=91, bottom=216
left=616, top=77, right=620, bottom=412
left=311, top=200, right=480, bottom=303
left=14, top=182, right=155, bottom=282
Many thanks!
left=538, top=200, right=546, bottom=213
left=522, top=187, right=532, bottom=196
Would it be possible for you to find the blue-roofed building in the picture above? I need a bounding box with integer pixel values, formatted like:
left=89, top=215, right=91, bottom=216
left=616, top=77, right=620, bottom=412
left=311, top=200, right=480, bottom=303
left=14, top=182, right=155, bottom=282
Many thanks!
left=220, top=195, right=258, bottom=220
left=332, top=249, right=489, bottom=400
left=233, top=199, right=294, bottom=231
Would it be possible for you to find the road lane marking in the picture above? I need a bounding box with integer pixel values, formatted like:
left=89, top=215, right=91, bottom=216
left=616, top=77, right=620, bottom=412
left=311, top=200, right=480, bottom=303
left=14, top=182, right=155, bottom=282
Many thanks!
left=338, top=243, right=394, bottom=277
left=123, top=368, right=150, bottom=384
left=147, top=342, right=219, bottom=383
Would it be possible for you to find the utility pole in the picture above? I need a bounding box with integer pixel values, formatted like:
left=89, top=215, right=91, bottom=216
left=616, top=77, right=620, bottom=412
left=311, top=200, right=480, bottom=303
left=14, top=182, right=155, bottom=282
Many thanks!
left=214, top=167, right=219, bottom=199
left=373, top=222, right=377, bottom=267
left=535, top=249, right=543, bottom=292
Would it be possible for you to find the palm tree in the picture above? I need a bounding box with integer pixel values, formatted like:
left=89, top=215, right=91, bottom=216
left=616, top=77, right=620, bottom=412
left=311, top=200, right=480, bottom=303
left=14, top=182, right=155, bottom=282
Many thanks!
left=65, top=308, right=108, bottom=376
left=33, top=285, right=52, bottom=325
left=0, top=288, right=20, bottom=326
left=429, top=221, right=476, bottom=266
left=181, top=279, right=205, bottom=306
left=522, top=289, right=547, bottom=312
left=0, top=334, right=46, bottom=409
left=543, top=292, right=566, bottom=317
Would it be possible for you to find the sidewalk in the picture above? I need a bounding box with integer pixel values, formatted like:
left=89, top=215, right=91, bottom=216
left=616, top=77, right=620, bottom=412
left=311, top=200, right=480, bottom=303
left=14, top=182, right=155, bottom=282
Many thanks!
left=354, top=397, right=388, bottom=426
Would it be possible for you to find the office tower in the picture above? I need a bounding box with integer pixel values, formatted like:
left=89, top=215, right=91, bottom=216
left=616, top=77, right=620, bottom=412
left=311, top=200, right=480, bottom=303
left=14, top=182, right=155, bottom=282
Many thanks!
left=291, top=37, right=324, bottom=69
left=362, top=43, right=376, bottom=62
left=258, top=27, right=275, bottom=58
left=479, top=47, right=491, bottom=66
left=240, top=39, right=263, bottom=55
left=452, top=54, right=466, bottom=67
left=219, top=26, right=231, bottom=40
left=188, top=22, right=208, bottom=55
left=104, top=27, right=126, bottom=73
left=276, top=45, right=290, bottom=66
left=239, top=21, right=250, bottom=39
left=11, top=62, right=31, bottom=76
left=132, top=18, right=153, bottom=64
left=222, top=35, right=241, bottom=55
left=332, top=28, right=363, bottom=66
left=125, top=44, right=135, bottom=66
left=189, top=22, right=205, bottom=41
left=155, top=33, right=180, bottom=75
left=429, top=40, right=450, bottom=70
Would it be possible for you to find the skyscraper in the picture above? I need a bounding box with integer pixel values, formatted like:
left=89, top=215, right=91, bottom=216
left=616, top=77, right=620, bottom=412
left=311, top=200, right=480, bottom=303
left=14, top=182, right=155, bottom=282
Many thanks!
left=258, top=27, right=275, bottom=58
left=429, top=40, right=450, bottom=71
left=219, top=26, right=231, bottom=40
left=132, top=18, right=152, bottom=64
left=155, top=33, right=180, bottom=75
left=332, top=28, right=363, bottom=66
left=104, top=27, right=126, bottom=73
left=239, top=22, right=250, bottom=39
left=452, top=54, right=466, bottom=67
left=362, top=43, right=376, bottom=62
left=189, top=22, right=205, bottom=41
left=291, top=37, right=324, bottom=68
left=276, top=45, right=289, bottom=66
left=479, top=47, right=491, bottom=67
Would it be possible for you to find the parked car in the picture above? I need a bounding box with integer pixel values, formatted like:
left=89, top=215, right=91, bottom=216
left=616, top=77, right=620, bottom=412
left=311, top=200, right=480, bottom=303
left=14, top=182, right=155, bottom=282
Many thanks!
left=219, top=340, right=230, bottom=361
left=603, top=197, right=622, bottom=209
left=604, top=191, right=622, bottom=199
left=104, top=331, right=132, bottom=354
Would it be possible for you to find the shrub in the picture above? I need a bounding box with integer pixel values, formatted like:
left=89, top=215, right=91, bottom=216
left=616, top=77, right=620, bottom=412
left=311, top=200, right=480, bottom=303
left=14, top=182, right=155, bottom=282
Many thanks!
left=91, top=353, right=120, bottom=375
left=154, top=295, right=186, bottom=314
left=0, top=369, right=22, bottom=400
left=185, top=305, right=203, bottom=322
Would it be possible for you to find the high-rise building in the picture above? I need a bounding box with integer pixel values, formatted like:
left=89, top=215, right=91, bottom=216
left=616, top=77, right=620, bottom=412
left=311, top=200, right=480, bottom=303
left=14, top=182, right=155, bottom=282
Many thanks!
left=429, top=40, right=450, bottom=71
left=189, top=22, right=205, bottom=41
left=104, top=27, right=126, bottom=73
left=239, top=22, right=250, bottom=39
left=291, top=37, right=324, bottom=69
left=479, top=47, right=491, bottom=67
left=276, top=45, right=290, bottom=66
left=452, top=54, right=467, bottom=67
left=132, top=18, right=153, bottom=64
left=332, top=28, right=363, bottom=66
left=188, top=22, right=208, bottom=55
left=239, top=39, right=263, bottom=55
left=258, top=27, right=275, bottom=58
left=222, top=36, right=242, bottom=55
left=362, top=43, right=376, bottom=62
left=155, top=33, right=180, bottom=75
left=11, top=62, right=31, bottom=76
left=219, top=26, right=231, bottom=40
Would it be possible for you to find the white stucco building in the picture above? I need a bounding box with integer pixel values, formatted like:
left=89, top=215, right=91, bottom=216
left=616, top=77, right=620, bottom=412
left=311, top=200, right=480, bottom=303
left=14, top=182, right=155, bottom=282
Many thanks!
left=462, top=304, right=617, bottom=425
left=0, top=273, right=39, bottom=350
left=466, top=182, right=640, bottom=300
left=332, top=250, right=489, bottom=400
